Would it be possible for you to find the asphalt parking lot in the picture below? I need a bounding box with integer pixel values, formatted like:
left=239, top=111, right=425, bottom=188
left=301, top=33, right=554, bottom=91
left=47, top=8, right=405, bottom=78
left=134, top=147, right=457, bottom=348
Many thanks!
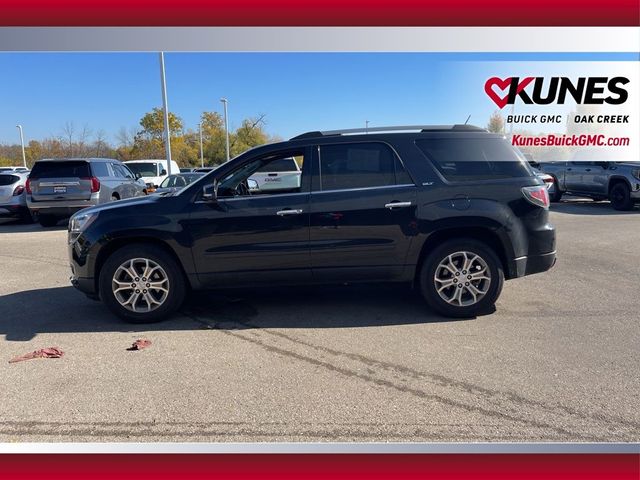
left=0, top=198, right=638, bottom=442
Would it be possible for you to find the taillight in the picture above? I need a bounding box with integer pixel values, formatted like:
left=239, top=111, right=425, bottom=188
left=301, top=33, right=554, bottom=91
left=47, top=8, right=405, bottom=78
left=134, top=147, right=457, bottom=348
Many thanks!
left=82, top=176, right=101, bottom=193
left=522, top=185, right=550, bottom=209
left=25, top=178, right=31, bottom=194
left=13, top=185, right=25, bottom=196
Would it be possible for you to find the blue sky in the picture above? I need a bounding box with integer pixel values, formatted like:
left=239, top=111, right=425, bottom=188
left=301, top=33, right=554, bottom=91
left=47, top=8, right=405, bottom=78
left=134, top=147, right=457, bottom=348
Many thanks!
left=0, top=52, right=637, bottom=145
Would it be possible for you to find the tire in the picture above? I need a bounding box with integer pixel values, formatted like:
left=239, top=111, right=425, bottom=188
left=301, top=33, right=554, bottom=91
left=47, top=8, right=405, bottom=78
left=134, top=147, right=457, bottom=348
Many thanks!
left=418, top=239, right=504, bottom=318
left=20, top=208, right=34, bottom=224
left=98, top=244, right=186, bottom=323
left=111, top=194, right=120, bottom=202
left=549, top=178, right=563, bottom=202
left=610, top=182, right=634, bottom=211
left=38, top=215, right=59, bottom=227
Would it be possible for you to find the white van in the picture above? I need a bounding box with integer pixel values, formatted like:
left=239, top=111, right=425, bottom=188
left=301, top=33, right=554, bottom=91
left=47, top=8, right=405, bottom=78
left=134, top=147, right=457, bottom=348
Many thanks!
left=125, top=159, right=180, bottom=188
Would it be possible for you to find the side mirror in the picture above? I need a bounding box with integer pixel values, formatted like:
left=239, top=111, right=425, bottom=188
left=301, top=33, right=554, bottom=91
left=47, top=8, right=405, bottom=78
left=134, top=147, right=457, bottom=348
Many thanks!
left=247, top=178, right=259, bottom=191
left=202, top=182, right=218, bottom=202
left=135, top=172, right=142, bottom=180
left=160, top=168, right=167, bottom=176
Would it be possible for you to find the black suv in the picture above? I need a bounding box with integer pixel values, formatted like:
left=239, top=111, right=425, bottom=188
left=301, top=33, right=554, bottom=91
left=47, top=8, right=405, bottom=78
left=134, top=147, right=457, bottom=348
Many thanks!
left=68, top=125, right=556, bottom=323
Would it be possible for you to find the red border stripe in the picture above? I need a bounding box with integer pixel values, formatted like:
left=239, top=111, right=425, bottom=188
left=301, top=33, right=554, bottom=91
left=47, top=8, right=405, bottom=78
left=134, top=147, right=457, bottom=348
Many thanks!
left=0, top=0, right=638, bottom=26
left=0, top=454, right=639, bottom=479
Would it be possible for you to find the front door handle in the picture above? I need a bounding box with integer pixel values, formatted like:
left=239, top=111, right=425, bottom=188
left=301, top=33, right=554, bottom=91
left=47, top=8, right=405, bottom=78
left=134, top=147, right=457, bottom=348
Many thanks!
left=276, top=208, right=303, bottom=216
left=385, top=201, right=412, bottom=210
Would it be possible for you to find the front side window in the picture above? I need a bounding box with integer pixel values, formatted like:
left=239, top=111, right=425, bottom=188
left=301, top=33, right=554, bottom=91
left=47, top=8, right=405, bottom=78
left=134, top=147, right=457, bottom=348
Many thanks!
left=217, top=150, right=305, bottom=198
left=318, top=142, right=409, bottom=191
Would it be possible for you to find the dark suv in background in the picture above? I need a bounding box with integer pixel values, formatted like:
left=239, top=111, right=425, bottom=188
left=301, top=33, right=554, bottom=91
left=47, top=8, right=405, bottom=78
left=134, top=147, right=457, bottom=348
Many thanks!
left=68, top=125, right=556, bottom=323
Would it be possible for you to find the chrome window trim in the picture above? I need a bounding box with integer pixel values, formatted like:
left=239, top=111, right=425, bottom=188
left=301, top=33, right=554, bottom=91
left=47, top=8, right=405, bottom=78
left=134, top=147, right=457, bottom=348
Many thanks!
left=310, top=184, right=415, bottom=195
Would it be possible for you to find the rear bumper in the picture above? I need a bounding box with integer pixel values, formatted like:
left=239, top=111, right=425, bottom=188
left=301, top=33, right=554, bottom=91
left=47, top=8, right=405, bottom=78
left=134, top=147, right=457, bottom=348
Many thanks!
left=27, top=196, right=98, bottom=217
left=514, top=250, right=557, bottom=277
left=0, top=204, right=27, bottom=218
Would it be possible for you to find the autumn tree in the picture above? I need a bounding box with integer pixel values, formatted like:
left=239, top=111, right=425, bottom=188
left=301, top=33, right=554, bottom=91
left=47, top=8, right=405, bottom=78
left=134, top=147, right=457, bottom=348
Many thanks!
left=486, top=111, right=505, bottom=134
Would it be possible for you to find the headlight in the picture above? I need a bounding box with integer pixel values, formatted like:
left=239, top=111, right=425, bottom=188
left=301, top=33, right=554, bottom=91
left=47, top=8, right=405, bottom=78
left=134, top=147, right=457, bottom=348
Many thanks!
left=69, top=211, right=98, bottom=233
left=632, top=169, right=640, bottom=181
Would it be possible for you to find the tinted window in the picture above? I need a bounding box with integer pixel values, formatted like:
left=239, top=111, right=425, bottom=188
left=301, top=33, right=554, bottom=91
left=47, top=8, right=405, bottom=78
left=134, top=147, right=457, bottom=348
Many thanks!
left=415, top=138, right=532, bottom=181
left=256, top=158, right=298, bottom=173
left=91, top=162, right=110, bottom=177
left=319, top=143, right=398, bottom=190
left=30, top=161, right=90, bottom=179
left=0, top=175, right=19, bottom=186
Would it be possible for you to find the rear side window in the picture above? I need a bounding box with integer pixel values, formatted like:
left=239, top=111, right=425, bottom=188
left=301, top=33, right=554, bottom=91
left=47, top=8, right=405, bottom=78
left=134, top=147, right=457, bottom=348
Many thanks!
left=30, top=161, right=90, bottom=179
left=256, top=158, right=298, bottom=172
left=318, top=142, right=410, bottom=191
left=0, top=175, right=19, bottom=186
left=415, top=138, right=532, bottom=182
left=90, top=162, right=110, bottom=177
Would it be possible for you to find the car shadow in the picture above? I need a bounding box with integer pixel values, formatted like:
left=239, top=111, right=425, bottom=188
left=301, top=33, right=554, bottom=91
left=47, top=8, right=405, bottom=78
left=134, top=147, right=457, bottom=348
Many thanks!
left=551, top=197, right=639, bottom=216
left=0, top=284, right=470, bottom=342
left=0, top=219, right=67, bottom=233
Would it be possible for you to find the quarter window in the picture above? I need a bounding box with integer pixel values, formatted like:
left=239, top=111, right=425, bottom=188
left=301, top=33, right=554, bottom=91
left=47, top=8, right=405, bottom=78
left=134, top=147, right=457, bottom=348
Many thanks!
left=318, top=142, right=409, bottom=191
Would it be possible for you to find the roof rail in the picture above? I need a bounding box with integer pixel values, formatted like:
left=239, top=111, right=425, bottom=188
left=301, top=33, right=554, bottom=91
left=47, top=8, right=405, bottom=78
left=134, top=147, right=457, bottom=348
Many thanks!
left=290, top=124, right=485, bottom=140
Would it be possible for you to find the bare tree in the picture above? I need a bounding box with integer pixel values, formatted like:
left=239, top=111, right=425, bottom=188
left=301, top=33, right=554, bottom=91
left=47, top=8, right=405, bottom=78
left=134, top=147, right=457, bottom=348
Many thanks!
left=94, top=129, right=108, bottom=157
left=116, top=126, right=136, bottom=147
left=61, top=121, right=75, bottom=156
left=78, top=123, right=93, bottom=156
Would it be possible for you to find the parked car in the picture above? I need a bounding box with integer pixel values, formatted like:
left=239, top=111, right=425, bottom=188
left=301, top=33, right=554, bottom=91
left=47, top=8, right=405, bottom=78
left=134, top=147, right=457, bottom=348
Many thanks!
left=0, top=166, right=30, bottom=174
left=540, top=151, right=640, bottom=210
left=26, top=158, right=147, bottom=227
left=193, top=167, right=216, bottom=174
left=248, top=156, right=302, bottom=192
left=125, top=159, right=181, bottom=188
left=152, top=172, right=204, bottom=195
left=0, top=171, right=32, bottom=222
left=68, top=124, right=556, bottom=323
left=531, top=167, right=555, bottom=190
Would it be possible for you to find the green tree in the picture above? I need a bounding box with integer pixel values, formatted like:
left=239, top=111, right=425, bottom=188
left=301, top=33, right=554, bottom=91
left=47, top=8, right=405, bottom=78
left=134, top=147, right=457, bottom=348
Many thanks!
left=138, top=108, right=183, bottom=140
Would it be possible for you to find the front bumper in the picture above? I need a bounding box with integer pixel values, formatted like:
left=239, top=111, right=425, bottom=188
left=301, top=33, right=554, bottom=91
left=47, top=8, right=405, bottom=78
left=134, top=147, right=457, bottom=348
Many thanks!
left=69, top=233, right=99, bottom=298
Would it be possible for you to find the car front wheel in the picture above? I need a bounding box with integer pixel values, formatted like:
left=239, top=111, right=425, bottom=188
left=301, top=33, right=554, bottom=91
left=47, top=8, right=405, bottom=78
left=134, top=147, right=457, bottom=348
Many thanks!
left=98, top=244, right=186, bottom=323
left=419, top=239, right=504, bottom=318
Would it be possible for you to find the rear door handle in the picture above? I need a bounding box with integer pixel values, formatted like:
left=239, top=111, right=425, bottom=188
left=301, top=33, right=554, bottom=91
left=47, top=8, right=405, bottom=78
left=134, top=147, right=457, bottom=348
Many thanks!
left=385, top=201, right=412, bottom=210
left=585, top=168, right=591, bottom=172
left=276, top=209, right=303, bottom=216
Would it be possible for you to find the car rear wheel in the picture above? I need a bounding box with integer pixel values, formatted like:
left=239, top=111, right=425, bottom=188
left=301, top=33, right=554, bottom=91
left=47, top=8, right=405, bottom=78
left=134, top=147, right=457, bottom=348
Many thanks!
left=98, top=244, right=186, bottom=323
left=38, top=214, right=59, bottom=227
left=419, top=239, right=504, bottom=318
left=610, top=183, right=634, bottom=211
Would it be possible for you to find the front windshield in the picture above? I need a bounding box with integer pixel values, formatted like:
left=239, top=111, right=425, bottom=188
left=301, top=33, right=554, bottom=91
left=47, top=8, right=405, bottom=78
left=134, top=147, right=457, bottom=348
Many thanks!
left=126, top=162, right=158, bottom=176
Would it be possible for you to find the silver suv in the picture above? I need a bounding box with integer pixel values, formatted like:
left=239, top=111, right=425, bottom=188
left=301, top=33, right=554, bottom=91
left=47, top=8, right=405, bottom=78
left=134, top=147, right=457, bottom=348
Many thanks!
left=27, top=158, right=147, bottom=227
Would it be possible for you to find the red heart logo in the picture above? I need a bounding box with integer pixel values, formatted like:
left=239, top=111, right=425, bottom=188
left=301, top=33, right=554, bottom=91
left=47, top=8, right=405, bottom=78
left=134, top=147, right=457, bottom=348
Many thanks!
left=484, top=77, right=534, bottom=109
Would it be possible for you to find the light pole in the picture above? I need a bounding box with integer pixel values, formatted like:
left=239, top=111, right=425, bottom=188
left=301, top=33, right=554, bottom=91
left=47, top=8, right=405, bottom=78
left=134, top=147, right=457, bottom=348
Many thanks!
left=365, top=120, right=369, bottom=134
left=16, top=125, right=26, bottom=168
left=159, top=52, right=172, bottom=176
left=198, top=122, right=204, bottom=168
left=220, top=98, right=230, bottom=162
